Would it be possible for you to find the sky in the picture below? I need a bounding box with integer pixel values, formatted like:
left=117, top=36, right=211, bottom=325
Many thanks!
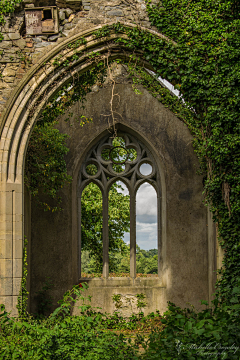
left=117, top=164, right=158, bottom=251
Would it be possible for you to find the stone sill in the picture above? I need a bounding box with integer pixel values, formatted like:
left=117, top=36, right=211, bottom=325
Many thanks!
left=79, top=277, right=165, bottom=287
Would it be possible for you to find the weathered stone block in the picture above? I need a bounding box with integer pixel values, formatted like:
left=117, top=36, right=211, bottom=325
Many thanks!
left=0, top=41, right=12, bottom=49
left=59, top=9, right=66, bottom=20
left=33, top=37, right=42, bottom=43
left=35, top=41, right=50, bottom=48
left=65, top=8, right=74, bottom=17
left=2, top=67, right=16, bottom=77
left=62, top=30, right=70, bottom=37
left=4, top=77, right=15, bottom=83
left=8, top=33, right=21, bottom=40
left=13, top=240, right=23, bottom=259
left=13, top=39, right=26, bottom=49
left=68, top=14, right=75, bottom=22
left=48, top=34, right=60, bottom=42
left=13, top=259, right=22, bottom=278
left=0, top=277, right=13, bottom=296
left=63, top=23, right=74, bottom=30
left=13, top=277, right=21, bottom=296
left=107, top=10, right=124, bottom=16
left=4, top=48, right=18, bottom=54
left=0, top=296, right=13, bottom=312
left=0, top=81, right=9, bottom=90
left=0, top=259, right=12, bottom=277
left=0, top=240, right=12, bottom=259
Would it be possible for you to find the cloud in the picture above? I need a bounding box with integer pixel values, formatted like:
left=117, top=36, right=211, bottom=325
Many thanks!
left=136, top=183, right=157, bottom=217
left=117, top=180, right=158, bottom=250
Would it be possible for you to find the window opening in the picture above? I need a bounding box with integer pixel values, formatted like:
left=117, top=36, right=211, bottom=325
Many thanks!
left=108, top=181, right=130, bottom=277
left=81, top=183, right=103, bottom=278
left=42, top=9, right=52, bottom=20
left=86, top=164, right=98, bottom=176
left=139, top=163, right=152, bottom=176
left=136, top=183, right=158, bottom=277
left=78, top=131, right=160, bottom=279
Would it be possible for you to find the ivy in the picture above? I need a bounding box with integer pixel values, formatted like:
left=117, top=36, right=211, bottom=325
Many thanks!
left=16, top=237, right=29, bottom=320
left=0, top=0, right=22, bottom=41
left=26, top=64, right=107, bottom=211
left=25, top=122, right=72, bottom=212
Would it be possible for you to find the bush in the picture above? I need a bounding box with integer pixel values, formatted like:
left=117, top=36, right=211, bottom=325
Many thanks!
left=0, top=285, right=139, bottom=360
left=141, top=300, right=240, bottom=360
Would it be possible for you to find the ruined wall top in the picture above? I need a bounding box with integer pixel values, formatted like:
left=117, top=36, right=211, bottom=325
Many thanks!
left=0, top=0, right=159, bottom=120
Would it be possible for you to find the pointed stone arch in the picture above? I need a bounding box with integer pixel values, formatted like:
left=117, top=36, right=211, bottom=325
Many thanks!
left=0, top=23, right=173, bottom=314
left=0, top=22, right=214, bottom=315
left=73, top=126, right=167, bottom=281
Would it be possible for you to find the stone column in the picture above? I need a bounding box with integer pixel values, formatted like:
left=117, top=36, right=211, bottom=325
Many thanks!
left=0, top=182, right=23, bottom=316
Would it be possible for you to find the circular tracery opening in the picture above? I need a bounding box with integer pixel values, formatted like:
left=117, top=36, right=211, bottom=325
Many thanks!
left=109, top=146, right=129, bottom=164
left=86, top=164, right=98, bottom=176
left=139, top=163, right=153, bottom=176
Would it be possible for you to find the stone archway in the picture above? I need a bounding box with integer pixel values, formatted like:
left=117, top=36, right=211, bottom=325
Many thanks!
left=0, top=23, right=215, bottom=315
left=0, top=23, right=172, bottom=315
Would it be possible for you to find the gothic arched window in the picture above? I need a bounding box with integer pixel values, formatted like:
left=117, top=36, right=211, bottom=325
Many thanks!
left=78, top=131, right=161, bottom=278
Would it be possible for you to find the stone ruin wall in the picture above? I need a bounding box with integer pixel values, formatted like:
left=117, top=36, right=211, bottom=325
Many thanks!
left=0, top=0, right=158, bottom=122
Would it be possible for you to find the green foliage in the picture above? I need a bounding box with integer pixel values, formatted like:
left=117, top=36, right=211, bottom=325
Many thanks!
left=40, top=64, right=106, bottom=126
left=136, top=293, right=147, bottom=310
left=81, top=182, right=130, bottom=272
left=136, top=247, right=158, bottom=275
left=25, top=122, right=72, bottom=212
left=16, top=237, right=29, bottom=320
left=0, top=0, right=22, bottom=41
left=141, top=300, right=240, bottom=360
left=25, top=65, right=107, bottom=211
left=0, top=286, right=139, bottom=360
left=112, top=294, right=123, bottom=309
left=82, top=246, right=158, bottom=276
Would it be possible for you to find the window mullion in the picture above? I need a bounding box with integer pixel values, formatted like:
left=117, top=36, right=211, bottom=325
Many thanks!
left=102, top=190, right=109, bottom=278
left=130, top=191, right=136, bottom=278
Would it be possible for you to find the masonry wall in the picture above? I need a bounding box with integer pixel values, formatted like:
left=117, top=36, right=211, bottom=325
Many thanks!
left=30, top=66, right=209, bottom=314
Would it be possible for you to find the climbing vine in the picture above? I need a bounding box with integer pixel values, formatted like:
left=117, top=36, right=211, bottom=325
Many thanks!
left=25, top=64, right=107, bottom=211
left=16, top=237, right=28, bottom=320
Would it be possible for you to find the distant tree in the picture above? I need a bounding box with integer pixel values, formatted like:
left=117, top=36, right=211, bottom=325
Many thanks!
left=81, top=182, right=130, bottom=272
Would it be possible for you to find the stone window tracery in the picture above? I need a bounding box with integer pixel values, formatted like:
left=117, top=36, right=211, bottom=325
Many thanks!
left=78, top=131, right=161, bottom=278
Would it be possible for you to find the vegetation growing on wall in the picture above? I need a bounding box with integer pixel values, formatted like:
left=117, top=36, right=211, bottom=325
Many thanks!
left=1, top=0, right=240, bottom=357
left=27, top=0, right=240, bottom=300
left=25, top=122, right=72, bottom=211
left=0, top=0, right=22, bottom=40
